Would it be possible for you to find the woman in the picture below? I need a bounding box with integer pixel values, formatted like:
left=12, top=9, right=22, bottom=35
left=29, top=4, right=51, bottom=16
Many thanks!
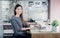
left=10, top=4, right=31, bottom=38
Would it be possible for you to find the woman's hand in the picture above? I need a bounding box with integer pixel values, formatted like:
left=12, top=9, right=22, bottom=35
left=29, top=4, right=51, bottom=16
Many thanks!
left=22, top=28, right=30, bottom=30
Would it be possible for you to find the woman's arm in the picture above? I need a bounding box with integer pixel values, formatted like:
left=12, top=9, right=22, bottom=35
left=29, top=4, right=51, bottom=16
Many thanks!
left=10, top=19, right=30, bottom=31
left=21, top=28, right=30, bottom=30
left=22, top=22, right=31, bottom=30
left=10, top=19, right=22, bottom=31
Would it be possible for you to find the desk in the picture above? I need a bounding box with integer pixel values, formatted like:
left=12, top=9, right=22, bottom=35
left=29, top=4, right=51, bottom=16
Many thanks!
left=31, top=32, right=60, bottom=38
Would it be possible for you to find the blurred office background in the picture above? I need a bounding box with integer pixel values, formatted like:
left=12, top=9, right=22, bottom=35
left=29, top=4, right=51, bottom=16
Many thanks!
left=0, top=0, right=60, bottom=38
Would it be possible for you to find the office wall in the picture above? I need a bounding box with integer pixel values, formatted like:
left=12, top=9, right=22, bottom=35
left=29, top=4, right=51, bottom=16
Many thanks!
left=50, top=0, right=60, bottom=23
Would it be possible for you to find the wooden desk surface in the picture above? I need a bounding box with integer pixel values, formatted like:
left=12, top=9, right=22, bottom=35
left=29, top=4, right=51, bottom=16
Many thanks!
left=31, top=32, right=60, bottom=38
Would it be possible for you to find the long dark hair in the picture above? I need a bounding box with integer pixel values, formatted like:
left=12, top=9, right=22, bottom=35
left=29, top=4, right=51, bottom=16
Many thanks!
left=14, top=4, right=26, bottom=26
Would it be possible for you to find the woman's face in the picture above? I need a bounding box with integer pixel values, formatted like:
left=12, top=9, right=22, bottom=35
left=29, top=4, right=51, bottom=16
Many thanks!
left=15, top=6, right=23, bottom=15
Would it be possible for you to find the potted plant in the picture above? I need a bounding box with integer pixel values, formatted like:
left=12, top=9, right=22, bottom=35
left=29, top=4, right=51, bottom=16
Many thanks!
left=51, top=20, right=59, bottom=32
